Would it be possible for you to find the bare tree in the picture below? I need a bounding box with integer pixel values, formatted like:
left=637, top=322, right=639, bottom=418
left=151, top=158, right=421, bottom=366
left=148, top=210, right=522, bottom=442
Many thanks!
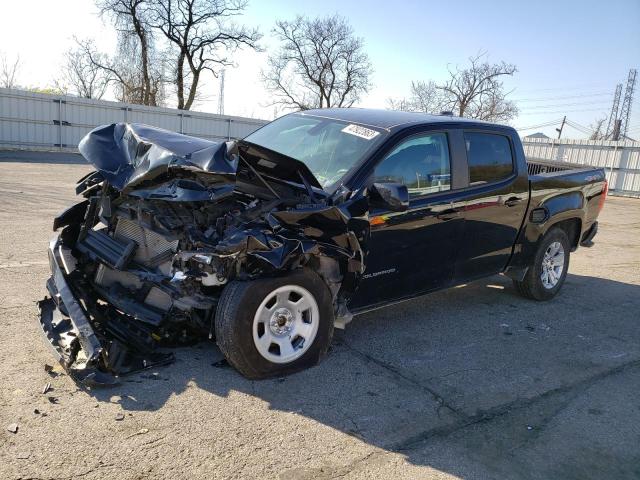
left=388, top=81, right=446, bottom=114
left=438, top=52, right=517, bottom=121
left=112, top=32, right=167, bottom=105
left=386, top=97, right=412, bottom=111
left=72, top=36, right=166, bottom=105
left=97, top=0, right=159, bottom=105
left=589, top=117, right=607, bottom=140
left=1, top=52, right=21, bottom=89
left=390, top=53, right=518, bottom=122
left=57, top=40, right=110, bottom=99
left=150, top=0, right=261, bottom=110
left=263, top=14, right=372, bottom=110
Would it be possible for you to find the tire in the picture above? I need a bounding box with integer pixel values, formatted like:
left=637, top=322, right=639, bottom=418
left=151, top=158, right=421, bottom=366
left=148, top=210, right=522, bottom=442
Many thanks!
left=215, top=268, right=334, bottom=379
left=513, top=227, right=571, bottom=301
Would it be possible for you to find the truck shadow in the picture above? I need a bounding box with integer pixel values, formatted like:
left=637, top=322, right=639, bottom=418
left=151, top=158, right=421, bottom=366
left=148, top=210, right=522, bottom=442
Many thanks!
left=90, top=273, right=640, bottom=475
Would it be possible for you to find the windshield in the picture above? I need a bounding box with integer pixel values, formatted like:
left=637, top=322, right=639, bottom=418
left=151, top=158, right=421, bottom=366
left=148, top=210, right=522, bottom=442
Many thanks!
left=243, top=114, right=386, bottom=189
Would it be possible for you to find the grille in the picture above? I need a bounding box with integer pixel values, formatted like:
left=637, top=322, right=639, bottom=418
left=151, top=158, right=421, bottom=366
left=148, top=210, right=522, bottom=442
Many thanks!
left=114, top=218, right=178, bottom=274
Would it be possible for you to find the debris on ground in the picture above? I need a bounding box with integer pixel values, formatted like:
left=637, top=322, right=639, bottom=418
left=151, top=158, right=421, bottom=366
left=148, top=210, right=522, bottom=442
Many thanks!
left=126, top=428, right=149, bottom=438
left=212, top=359, right=229, bottom=369
left=115, top=413, right=125, bottom=421
left=41, top=382, right=52, bottom=394
left=44, top=363, right=62, bottom=377
left=7, top=423, right=19, bottom=433
left=16, top=452, right=30, bottom=460
left=47, top=396, right=59, bottom=404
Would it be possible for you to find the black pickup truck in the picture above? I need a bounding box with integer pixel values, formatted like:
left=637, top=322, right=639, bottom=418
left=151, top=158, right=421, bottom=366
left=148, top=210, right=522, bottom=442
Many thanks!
left=39, top=109, right=608, bottom=384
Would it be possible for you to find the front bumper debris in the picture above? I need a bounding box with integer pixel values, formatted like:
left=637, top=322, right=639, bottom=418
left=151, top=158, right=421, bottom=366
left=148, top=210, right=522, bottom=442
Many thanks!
left=38, top=234, right=173, bottom=386
left=36, top=123, right=370, bottom=384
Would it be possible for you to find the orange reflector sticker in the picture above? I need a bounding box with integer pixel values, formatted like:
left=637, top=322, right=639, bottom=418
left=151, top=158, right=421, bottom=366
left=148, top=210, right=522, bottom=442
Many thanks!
left=370, top=216, right=386, bottom=226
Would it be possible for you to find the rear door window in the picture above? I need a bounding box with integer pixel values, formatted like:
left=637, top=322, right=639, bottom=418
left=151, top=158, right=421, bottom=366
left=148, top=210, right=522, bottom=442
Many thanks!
left=464, top=132, right=514, bottom=185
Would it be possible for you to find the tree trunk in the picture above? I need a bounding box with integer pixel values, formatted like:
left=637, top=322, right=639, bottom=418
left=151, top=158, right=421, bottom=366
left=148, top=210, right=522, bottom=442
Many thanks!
left=184, top=69, right=200, bottom=110
left=176, top=52, right=185, bottom=110
left=132, top=16, right=151, bottom=106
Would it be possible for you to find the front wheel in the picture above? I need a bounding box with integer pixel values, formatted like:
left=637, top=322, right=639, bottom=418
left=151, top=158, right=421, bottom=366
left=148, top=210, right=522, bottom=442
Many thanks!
left=513, top=227, right=571, bottom=301
left=215, top=269, right=334, bottom=379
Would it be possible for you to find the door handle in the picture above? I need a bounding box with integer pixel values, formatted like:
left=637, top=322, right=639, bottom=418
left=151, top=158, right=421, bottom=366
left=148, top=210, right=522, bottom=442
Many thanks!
left=503, top=197, right=522, bottom=207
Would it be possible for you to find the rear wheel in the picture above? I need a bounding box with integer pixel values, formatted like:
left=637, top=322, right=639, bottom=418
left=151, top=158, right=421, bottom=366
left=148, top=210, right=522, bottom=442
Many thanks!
left=215, top=269, right=334, bottom=379
left=513, top=227, right=570, bottom=301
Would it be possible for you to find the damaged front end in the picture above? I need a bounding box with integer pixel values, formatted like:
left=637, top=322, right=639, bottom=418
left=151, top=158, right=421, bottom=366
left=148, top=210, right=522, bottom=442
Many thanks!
left=39, top=123, right=369, bottom=385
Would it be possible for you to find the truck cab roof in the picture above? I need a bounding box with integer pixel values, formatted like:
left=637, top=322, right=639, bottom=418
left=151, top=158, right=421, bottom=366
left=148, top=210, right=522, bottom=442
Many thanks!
left=298, top=107, right=512, bottom=132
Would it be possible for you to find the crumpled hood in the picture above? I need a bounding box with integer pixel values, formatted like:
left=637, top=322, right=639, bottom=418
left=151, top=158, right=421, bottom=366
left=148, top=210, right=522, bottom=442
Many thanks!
left=78, top=123, right=238, bottom=191
left=78, top=123, right=323, bottom=193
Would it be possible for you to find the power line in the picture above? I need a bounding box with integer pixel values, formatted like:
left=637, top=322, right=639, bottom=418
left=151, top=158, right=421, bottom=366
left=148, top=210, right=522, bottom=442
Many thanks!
left=512, top=83, right=611, bottom=94
left=518, top=100, right=613, bottom=110
left=513, top=92, right=612, bottom=102
left=514, top=119, right=564, bottom=130
left=518, top=107, right=610, bottom=115
left=516, top=116, right=610, bottom=138
left=565, top=121, right=590, bottom=132
left=565, top=119, right=595, bottom=135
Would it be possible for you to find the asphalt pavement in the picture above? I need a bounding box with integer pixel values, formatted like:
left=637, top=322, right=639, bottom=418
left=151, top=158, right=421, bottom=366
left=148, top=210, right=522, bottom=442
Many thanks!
left=0, top=159, right=638, bottom=479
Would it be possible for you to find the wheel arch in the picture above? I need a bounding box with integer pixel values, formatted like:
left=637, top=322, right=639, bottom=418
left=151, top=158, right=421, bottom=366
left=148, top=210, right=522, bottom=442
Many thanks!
left=546, top=217, right=582, bottom=251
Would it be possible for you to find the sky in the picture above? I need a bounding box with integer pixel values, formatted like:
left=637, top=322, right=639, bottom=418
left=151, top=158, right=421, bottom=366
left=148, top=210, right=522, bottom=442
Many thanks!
left=1, top=0, right=639, bottom=139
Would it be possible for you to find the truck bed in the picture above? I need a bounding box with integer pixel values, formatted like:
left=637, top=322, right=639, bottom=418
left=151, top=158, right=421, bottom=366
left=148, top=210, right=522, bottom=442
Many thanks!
left=526, top=158, right=606, bottom=204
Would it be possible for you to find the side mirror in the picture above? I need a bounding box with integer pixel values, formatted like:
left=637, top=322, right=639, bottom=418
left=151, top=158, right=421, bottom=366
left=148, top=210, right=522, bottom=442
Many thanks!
left=369, top=182, right=409, bottom=212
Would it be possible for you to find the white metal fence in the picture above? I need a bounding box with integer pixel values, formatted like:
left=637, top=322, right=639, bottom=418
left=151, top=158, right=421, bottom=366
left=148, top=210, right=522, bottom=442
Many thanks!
left=523, top=137, right=640, bottom=198
left=2, top=87, right=639, bottom=198
left=0, top=87, right=267, bottom=151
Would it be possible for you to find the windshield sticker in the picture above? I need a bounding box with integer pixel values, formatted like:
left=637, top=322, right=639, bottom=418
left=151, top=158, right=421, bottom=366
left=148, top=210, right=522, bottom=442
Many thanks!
left=341, top=124, right=380, bottom=140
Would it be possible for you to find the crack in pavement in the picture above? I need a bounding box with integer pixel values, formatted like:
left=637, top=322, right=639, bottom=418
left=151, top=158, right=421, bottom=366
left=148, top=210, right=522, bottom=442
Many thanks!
left=390, top=357, right=640, bottom=453
left=323, top=357, right=640, bottom=477
left=339, top=339, right=464, bottom=418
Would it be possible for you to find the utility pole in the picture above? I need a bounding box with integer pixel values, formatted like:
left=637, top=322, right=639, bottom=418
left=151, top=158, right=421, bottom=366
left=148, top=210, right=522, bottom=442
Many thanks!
left=556, top=116, right=566, bottom=139
left=217, top=69, right=225, bottom=116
